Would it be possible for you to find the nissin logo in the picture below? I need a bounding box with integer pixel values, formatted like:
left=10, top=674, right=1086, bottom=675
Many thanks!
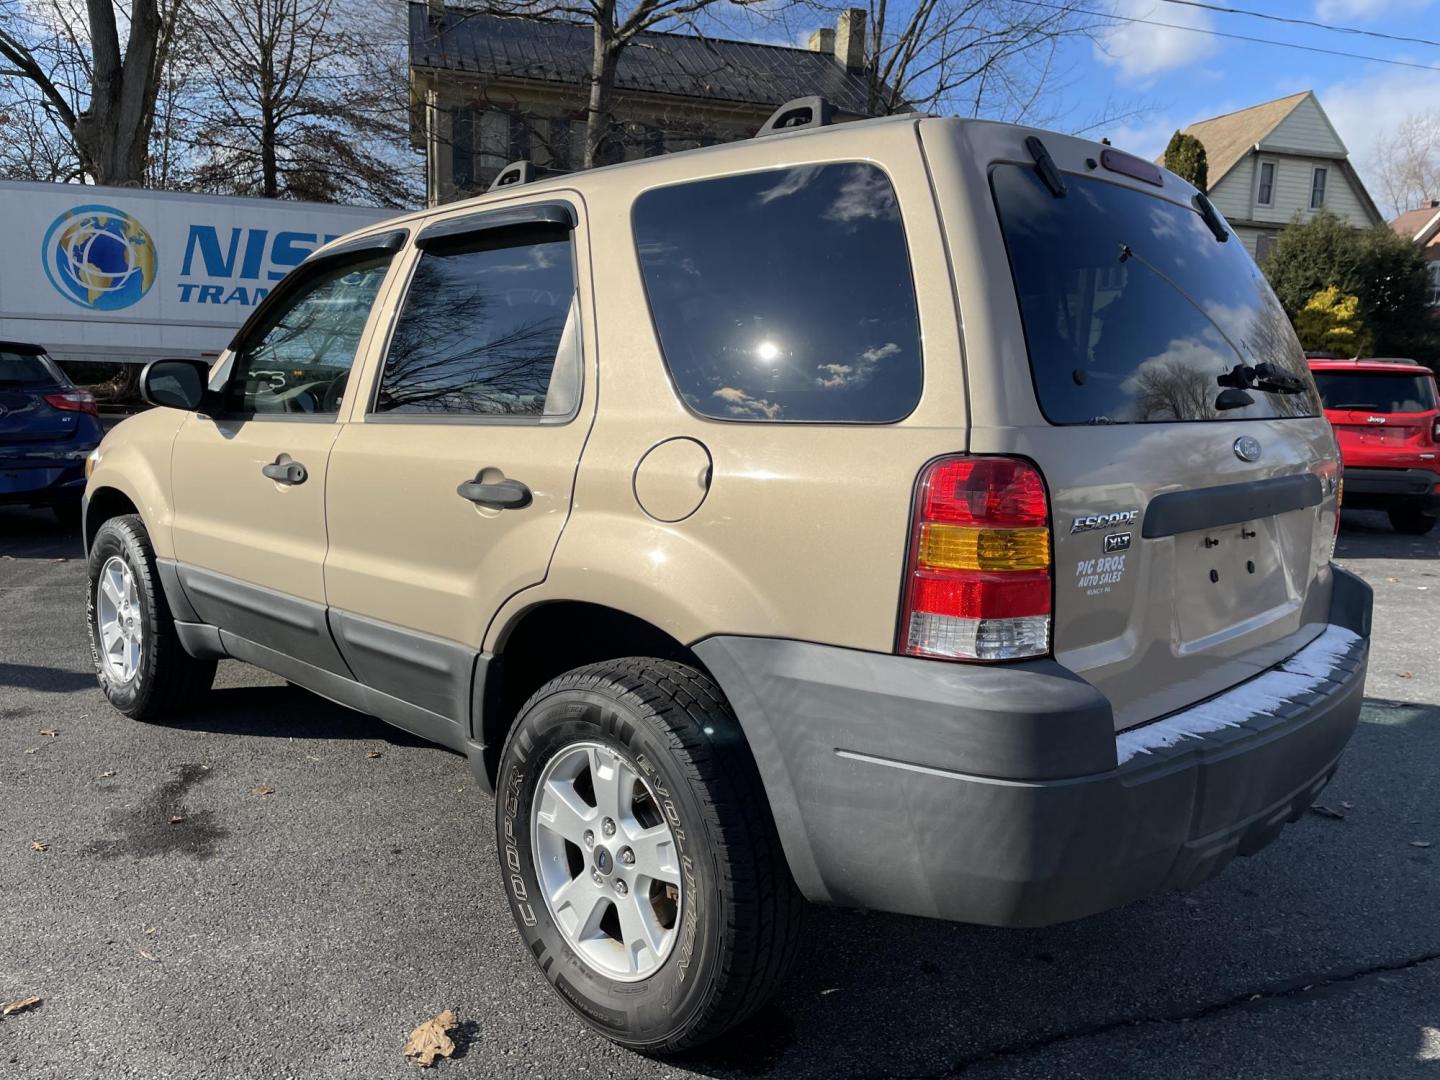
left=178, top=225, right=340, bottom=305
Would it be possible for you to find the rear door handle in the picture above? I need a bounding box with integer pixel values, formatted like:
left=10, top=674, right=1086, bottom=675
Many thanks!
left=457, top=477, right=531, bottom=509
left=262, top=458, right=308, bottom=485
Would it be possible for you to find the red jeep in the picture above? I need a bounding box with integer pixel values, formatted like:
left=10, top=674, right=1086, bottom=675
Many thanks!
left=1309, top=358, right=1440, bottom=534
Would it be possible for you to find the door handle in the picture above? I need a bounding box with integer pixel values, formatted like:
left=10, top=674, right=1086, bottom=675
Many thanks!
left=457, top=477, right=531, bottom=509
left=262, top=458, right=308, bottom=485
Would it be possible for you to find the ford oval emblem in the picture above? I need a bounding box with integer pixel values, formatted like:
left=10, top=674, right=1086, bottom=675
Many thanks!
left=1234, top=436, right=1262, bottom=463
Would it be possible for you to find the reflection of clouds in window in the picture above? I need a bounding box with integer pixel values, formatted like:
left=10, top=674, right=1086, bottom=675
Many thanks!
left=1120, top=336, right=1233, bottom=421
left=756, top=165, right=823, bottom=205
left=817, top=341, right=900, bottom=388
left=713, top=385, right=782, bottom=419
left=824, top=167, right=900, bottom=224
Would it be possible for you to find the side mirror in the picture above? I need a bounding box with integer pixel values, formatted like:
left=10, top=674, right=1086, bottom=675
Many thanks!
left=141, top=359, right=211, bottom=411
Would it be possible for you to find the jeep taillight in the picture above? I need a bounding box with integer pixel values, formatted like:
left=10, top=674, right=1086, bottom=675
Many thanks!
left=1432, top=416, right=1439, bottom=443
left=899, top=456, right=1052, bottom=662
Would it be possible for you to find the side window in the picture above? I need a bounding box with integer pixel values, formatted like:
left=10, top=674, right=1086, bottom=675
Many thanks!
left=224, top=255, right=390, bottom=416
left=374, top=230, right=578, bottom=418
left=632, top=162, right=923, bottom=423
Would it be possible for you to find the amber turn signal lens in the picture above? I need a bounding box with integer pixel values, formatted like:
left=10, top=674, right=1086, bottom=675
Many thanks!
left=916, top=523, right=1050, bottom=572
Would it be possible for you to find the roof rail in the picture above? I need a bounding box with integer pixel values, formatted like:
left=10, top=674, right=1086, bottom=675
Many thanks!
left=757, top=96, right=834, bottom=138
left=489, top=160, right=542, bottom=191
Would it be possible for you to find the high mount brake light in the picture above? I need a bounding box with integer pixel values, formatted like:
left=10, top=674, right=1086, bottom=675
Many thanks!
left=899, top=457, right=1052, bottom=662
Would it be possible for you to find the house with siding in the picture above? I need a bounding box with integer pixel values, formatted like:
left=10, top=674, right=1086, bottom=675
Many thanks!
left=1390, top=201, right=1440, bottom=308
left=1170, top=91, right=1383, bottom=259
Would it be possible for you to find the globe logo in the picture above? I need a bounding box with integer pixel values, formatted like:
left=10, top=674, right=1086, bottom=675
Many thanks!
left=42, top=204, right=157, bottom=311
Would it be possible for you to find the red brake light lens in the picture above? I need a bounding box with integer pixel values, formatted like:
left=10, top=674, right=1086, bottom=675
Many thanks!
left=900, top=456, right=1052, bottom=662
left=44, top=390, right=98, bottom=416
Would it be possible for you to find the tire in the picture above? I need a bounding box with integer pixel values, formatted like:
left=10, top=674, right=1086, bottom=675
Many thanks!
left=86, top=514, right=216, bottom=720
left=1388, top=506, right=1437, bottom=535
left=495, top=658, right=803, bottom=1053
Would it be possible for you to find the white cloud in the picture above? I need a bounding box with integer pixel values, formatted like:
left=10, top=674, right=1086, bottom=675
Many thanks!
left=1315, top=0, right=1431, bottom=20
left=1320, top=66, right=1440, bottom=210
left=1094, top=0, right=1219, bottom=82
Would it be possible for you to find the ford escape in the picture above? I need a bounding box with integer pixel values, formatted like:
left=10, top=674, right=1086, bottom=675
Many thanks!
left=82, top=101, right=1372, bottom=1052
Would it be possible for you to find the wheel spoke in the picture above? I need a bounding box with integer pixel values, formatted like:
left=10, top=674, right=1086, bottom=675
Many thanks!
left=586, top=746, right=632, bottom=823
left=536, top=779, right=596, bottom=846
left=625, top=824, right=680, bottom=885
left=616, top=891, right=666, bottom=973
left=101, top=623, right=123, bottom=654
left=101, top=573, right=122, bottom=608
left=549, top=874, right=609, bottom=940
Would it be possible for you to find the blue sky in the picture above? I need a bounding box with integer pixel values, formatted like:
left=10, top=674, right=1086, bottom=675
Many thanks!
left=1056, top=0, right=1439, bottom=206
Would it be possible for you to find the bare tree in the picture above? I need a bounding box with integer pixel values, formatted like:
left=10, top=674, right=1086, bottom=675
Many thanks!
left=0, top=0, right=183, bottom=184
left=1371, top=112, right=1440, bottom=219
left=487, top=0, right=782, bottom=168
left=854, top=0, right=1114, bottom=125
left=182, top=0, right=418, bottom=205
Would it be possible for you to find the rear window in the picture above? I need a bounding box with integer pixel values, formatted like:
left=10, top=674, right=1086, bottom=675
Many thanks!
left=0, top=350, right=63, bottom=387
left=632, top=163, right=922, bottom=423
left=1312, top=371, right=1437, bottom=413
left=991, top=165, right=1321, bottom=425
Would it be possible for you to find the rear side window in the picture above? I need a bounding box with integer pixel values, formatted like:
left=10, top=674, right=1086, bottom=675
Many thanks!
left=633, top=163, right=922, bottom=423
left=992, top=165, right=1321, bottom=424
left=375, top=232, right=578, bottom=418
left=1312, top=371, right=1437, bottom=413
left=0, top=350, right=62, bottom=387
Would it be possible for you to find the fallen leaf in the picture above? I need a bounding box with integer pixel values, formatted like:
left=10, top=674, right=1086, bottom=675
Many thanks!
left=1397, top=672, right=1414, bottom=679
left=403, top=1009, right=457, bottom=1068
left=96, top=770, right=116, bottom=779
left=29, top=840, right=48, bottom=853
left=1, top=996, right=41, bottom=1016
left=1385, top=576, right=1399, bottom=583
left=251, top=786, right=275, bottom=796
left=1412, top=840, right=1433, bottom=849
left=143, top=926, right=156, bottom=936
left=137, top=949, right=159, bottom=963
left=366, top=751, right=382, bottom=759
left=1341, top=801, right=1354, bottom=810
left=23, top=747, right=39, bottom=755
left=38, top=728, right=58, bottom=737
left=1309, top=804, right=1345, bottom=820
left=0, top=554, right=12, bottom=560
left=167, top=816, right=185, bottom=826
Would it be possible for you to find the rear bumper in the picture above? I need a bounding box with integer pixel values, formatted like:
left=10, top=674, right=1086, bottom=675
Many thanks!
left=695, top=567, right=1372, bottom=928
left=1342, top=466, right=1440, bottom=509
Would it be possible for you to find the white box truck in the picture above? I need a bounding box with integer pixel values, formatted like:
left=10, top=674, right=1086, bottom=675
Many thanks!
left=0, top=180, right=399, bottom=367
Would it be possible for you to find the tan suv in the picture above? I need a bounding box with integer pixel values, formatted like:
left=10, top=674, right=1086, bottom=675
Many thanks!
left=83, top=101, right=1372, bottom=1052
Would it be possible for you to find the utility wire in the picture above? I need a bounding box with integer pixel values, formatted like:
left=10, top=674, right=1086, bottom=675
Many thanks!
left=1023, top=0, right=1440, bottom=74
left=1157, top=0, right=1440, bottom=51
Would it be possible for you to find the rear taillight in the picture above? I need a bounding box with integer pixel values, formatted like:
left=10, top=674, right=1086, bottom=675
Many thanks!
left=44, top=390, right=97, bottom=416
left=899, top=456, right=1052, bottom=662
left=1432, top=416, right=1439, bottom=443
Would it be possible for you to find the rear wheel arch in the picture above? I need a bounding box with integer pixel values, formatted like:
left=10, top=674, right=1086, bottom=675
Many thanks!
left=479, top=601, right=714, bottom=787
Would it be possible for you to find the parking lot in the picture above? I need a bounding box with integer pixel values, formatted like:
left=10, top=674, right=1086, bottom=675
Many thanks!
left=1, top=507, right=1437, bottom=1080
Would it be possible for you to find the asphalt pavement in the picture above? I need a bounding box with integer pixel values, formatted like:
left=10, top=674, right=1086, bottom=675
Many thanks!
left=1, top=506, right=1437, bottom=1079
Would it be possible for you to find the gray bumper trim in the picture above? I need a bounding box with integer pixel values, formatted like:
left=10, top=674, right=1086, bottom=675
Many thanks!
left=695, top=567, right=1373, bottom=928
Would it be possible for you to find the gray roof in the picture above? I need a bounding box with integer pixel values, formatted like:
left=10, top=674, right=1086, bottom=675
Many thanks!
left=409, top=4, right=880, bottom=116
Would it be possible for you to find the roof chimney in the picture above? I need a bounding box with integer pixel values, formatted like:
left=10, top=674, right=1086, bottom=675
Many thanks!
left=1431, top=198, right=1439, bottom=208
left=808, top=27, right=835, bottom=53
left=835, top=8, right=866, bottom=70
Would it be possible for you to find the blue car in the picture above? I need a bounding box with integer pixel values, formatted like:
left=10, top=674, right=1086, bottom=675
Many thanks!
left=0, top=341, right=102, bottom=526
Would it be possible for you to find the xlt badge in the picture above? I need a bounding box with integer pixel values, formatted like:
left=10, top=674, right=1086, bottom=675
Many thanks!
left=1070, top=509, right=1139, bottom=534
left=1104, top=532, right=1132, bottom=553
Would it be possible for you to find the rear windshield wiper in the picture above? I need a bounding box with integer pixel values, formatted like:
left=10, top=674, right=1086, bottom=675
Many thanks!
left=1219, top=362, right=1308, bottom=395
